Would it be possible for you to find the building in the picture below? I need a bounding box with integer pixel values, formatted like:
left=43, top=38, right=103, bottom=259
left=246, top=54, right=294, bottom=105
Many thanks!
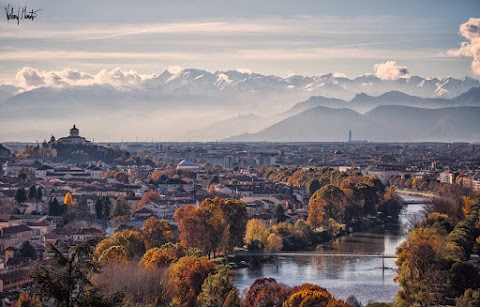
left=57, top=124, right=91, bottom=146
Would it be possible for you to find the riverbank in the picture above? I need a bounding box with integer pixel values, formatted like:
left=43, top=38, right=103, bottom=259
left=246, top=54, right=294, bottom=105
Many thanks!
left=231, top=197, right=428, bottom=304
left=396, top=189, right=435, bottom=198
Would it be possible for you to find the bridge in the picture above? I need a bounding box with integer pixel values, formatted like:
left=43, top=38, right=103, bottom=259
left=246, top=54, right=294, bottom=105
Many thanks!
left=403, top=199, right=431, bottom=204
left=234, top=252, right=396, bottom=258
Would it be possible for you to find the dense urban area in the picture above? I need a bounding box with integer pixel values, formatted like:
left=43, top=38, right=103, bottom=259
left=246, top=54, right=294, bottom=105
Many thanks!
left=0, top=125, right=479, bottom=306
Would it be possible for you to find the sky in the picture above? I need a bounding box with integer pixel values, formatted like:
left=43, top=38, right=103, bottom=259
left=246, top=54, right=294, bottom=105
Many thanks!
left=0, top=0, right=479, bottom=83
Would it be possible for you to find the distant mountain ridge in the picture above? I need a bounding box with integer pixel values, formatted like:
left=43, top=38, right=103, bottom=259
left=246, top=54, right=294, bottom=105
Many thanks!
left=283, top=87, right=480, bottom=115
left=225, top=105, right=480, bottom=143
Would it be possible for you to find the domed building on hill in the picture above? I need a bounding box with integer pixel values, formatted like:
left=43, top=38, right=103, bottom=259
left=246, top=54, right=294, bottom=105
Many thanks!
left=57, top=125, right=91, bottom=145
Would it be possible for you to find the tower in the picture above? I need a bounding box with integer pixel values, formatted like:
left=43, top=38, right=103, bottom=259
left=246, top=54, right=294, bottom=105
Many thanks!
left=348, top=130, right=352, bottom=142
left=70, top=124, right=79, bottom=137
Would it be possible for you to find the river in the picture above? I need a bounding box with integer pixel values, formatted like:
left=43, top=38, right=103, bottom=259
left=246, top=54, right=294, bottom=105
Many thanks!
left=232, top=195, right=427, bottom=304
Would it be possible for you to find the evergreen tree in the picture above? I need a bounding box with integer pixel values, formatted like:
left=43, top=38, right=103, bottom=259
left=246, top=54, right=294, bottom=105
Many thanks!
left=95, top=198, right=104, bottom=220
left=28, top=185, right=37, bottom=200
left=48, top=197, right=61, bottom=216
left=103, top=197, right=111, bottom=219
left=36, top=187, right=43, bottom=201
left=14, top=187, right=27, bottom=204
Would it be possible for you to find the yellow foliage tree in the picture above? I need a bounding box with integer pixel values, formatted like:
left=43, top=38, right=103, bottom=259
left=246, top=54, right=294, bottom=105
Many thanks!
left=63, top=192, right=74, bottom=205
left=140, top=247, right=177, bottom=268
left=16, top=294, right=42, bottom=307
left=244, top=219, right=268, bottom=246
left=265, top=233, right=283, bottom=252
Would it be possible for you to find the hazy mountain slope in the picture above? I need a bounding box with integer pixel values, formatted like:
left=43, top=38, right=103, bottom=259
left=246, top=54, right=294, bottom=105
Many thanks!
left=187, top=114, right=275, bottom=141
left=226, top=106, right=480, bottom=142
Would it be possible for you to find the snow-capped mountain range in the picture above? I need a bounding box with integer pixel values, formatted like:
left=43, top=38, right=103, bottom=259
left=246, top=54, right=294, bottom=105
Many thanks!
left=0, top=67, right=479, bottom=142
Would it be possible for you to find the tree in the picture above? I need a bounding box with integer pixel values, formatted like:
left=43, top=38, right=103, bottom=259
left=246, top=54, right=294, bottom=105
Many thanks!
left=28, top=185, right=37, bottom=200
left=95, top=198, right=105, bottom=220
left=110, top=197, right=130, bottom=218
left=244, top=219, right=268, bottom=251
left=95, top=230, right=146, bottom=262
left=265, top=233, right=283, bottom=252
left=244, top=278, right=291, bottom=307
left=283, top=283, right=344, bottom=307
left=395, top=228, right=445, bottom=306
left=175, top=203, right=229, bottom=259
left=18, top=241, right=36, bottom=259
left=318, top=184, right=346, bottom=222
left=140, top=247, right=177, bottom=268
left=137, top=191, right=162, bottom=208
left=14, top=187, right=27, bottom=204
left=168, top=256, right=217, bottom=307
left=32, top=239, right=122, bottom=307
left=142, top=217, right=173, bottom=250
left=219, top=198, right=248, bottom=250
left=275, top=204, right=287, bottom=223
left=456, top=289, right=480, bottom=307
left=307, top=194, right=326, bottom=229
left=197, top=267, right=236, bottom=307
left=16, top=294, right=42, bottom=307
left=63, top=192, right=74, bottom=205
left=36, top=187, right=43, bottom=201
left=222, top=289, right=243, bottom=307
left=48, top=197, right=62, bottom=216
left=449, top=262, right=480, bottom=297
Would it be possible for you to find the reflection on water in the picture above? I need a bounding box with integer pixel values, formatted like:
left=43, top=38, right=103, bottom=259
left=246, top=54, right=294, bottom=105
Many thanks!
left=232, top=195, right=426, bottom=304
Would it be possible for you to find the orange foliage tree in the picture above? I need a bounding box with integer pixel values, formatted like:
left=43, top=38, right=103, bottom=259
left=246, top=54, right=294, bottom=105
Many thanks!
left=168, top=256, right=217, bottom=307
left=137, top=191, right=162, bottom=208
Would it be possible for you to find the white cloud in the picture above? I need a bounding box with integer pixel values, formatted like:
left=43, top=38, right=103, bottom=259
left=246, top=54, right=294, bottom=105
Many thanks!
left=448, top=18, right=480, bottom=76
left=332, top=72, right=348, bottom=78
left=167, top=65, right=184, bottom=74
left=373, top=61, right=409, bottom=80
left=286, top=69, right=297, bottom=77
left=14, top=67, right=153, bottom=90
left=236, top=68, right=253, bottom=74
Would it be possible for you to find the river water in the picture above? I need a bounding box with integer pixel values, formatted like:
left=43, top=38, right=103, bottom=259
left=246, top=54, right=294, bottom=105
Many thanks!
left=232, top=195, right=426, bottom=304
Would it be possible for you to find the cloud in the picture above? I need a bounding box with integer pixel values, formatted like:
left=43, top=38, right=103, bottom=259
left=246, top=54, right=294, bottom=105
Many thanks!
left=236, top=68, right=253, bottom=74
left=14, top=67, right=153, bottom=90
left=167, top=65, right=184, bottom=74
left=373, top=61, right=409, bottom=80
left=332, top=72, right=348, bottom=78
left=448, top=18, right=480, bottom=76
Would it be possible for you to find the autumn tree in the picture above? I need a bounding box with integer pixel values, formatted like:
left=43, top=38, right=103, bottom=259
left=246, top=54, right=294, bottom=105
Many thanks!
left=140, top=247, right=177, bottom=268
left=283, top=283, right=348, bottom=307
left=174, top=202, right=229, bottom=259
left=63, top=192, right=74, bottom=205
left=142, top=217, right=173, bottom=249
left=95, top=230, right=146, bottom=263
left=197, top=266, right=236, bottom=307
left=307, top=195, right=326, bottom=229
left=395, top=228, right=446, bottom=306
left=16, top=294, right=42, bottom=307
left=244, top=219, right=269, bottom=251
left=206, top=197, right=248, bottom=250
left=265, top=233, right=283, bottom=252
left=168, top=256, right=217, bottom=307
left=244, top=278, right=291, bottom=307
left=137, top=191, right=162, bottom=208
